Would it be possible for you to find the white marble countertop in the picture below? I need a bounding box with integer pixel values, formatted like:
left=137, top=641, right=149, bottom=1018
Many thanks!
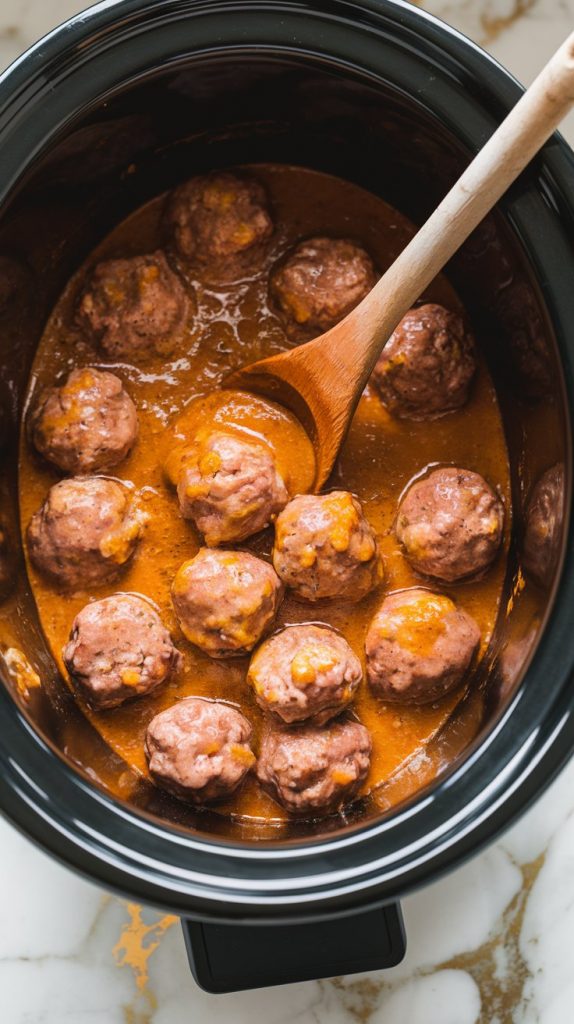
left=1, top=2, right=574, bottom=1021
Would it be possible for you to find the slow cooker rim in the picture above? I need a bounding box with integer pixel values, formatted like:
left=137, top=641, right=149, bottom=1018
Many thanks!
left=0, top=0, right=573, bottom=920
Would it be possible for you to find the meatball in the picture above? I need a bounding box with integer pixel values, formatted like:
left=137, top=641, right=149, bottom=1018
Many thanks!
left=257, top=718, right=371, bottom=816
left=145, top=698, right=255, bottom=804
left=63, top=594, right=181, bottom=709
left=166, top=171, right=273, bottom=273
left=523, top=464, right=565, bottom=586
left=396, top=467, right=504, bottom=582
left=177, top=431, right=288, bottom=546
left=77, top=250, right=191, bottom=359
left=495, top=279, right=552, bottom=398
left=273, top=491, right=382, bottom=602
left=365, top=588, right=480, bottom=704
left=30, top=368, right=138, bottom=474
left=171, top=548, right=283, bottom=658
left=27, top=477, right=145, bottom=589
left=372, top=304, right=477, bottom=419
left=270, top=237, right=377, bottom=339
left=248, top=624, right=362, bottom=725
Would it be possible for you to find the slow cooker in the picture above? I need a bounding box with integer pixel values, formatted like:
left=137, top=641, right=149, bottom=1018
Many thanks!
left=0, top=0, right=573, bottom=993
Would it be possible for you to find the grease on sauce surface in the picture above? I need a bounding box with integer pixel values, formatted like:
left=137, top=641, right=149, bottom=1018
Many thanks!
left=19, top=166, right=511, bottom=825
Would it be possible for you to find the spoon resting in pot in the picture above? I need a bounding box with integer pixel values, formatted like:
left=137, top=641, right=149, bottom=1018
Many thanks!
left=231, top=31, right=574, bottom=489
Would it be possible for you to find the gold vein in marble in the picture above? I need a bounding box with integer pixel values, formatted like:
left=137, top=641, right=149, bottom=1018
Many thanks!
left=108, top=850, right=545, bottom=1019
left=113, top=902, right=177, bottom=992
left=329, top=851, right=545, bottom=1021
left=113, top=903, right=178, bottom=1024
left=441, top=853, right=544, bottom=1022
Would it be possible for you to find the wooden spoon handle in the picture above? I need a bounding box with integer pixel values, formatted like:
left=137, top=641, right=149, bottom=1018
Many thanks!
left=353, top=29, right=574, bottom=377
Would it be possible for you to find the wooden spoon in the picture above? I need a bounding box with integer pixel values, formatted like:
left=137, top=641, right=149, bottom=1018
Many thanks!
left=231, top=31, right=574, bottom=489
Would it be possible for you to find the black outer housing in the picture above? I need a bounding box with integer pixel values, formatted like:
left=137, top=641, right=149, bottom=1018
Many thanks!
left=183, top=904, right=406, bottom=991
left=0, top=0, right=574, bottom=988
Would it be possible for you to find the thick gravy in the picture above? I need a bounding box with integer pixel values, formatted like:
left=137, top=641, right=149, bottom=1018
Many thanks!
left=19, top=165, right=511, bottom=827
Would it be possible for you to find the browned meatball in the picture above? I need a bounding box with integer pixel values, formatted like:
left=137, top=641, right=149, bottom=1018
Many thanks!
left=273, top=491, right=382, bottom=602
left=372, top=304, right=477, bottom=419
left=523, top=464, right=565, bottom=586
left=171, top=548, right=283, bottom=658
left=166, top=171, right=273, bottom=274
left=30, top=368, right=138, bottom=474
left=63, top=594, right=181, bottom=709
left=396, top=467, right=504, bottom=582
left=145, top=698, right=255, bottom=804
left=248, top=624, right=362, bottom=726
left=177, top=431, right=288, bottom=545
left=365, top=588, right=480, bottom=704
left=495, top=279, right=552, bottom=398
left=78, top=250, right=191, bottom=359
left=257, top=718, right=371, bottom=816
left=270, top=237, right=376, bottom=339
left=27, top=477, right=145, bottom=589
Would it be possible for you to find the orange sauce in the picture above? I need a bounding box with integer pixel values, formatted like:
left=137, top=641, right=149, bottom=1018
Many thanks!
left=18, top=166, right=511, bottom=825
left=164, top=389, right=315, bottom=496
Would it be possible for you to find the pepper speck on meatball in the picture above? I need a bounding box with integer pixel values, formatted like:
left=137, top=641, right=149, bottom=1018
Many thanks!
left=270, top=236, right=376, bottom=339
left=372, top=304, right=477, bottom=419
left=273, top=491, right=382, bottom=602
left=63, top=594, right=181, bottom=709
left=248, top=623, right=362, bottom=725
left=177, top=431, right=288, bottom=545
left=171, top=548, right=283, bottom=658
left=145, top=698, right=255, bottom=804
left=27, top=476, right=145, bottom=589
left=366, top=588, right=480, bottom=704
left=396, top=467, right=504, bottom=582
left=257, top=717, right=371, bottom=816
left=30, top=368, right=138, bottom=474
left=78, top=250, right=192, bottom=359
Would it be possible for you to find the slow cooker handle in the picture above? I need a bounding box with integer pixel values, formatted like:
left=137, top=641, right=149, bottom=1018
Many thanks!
left=181, top=902, right=405, bottom=993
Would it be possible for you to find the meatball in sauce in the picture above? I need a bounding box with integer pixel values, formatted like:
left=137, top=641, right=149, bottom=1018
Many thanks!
left=396, top=467, right=504, bottom=582
left=270, top=236, right=377, bottom=339
left=63, top=594, right=181, bottom=709
left=257, top=717, right=372, bottom=816
left=176, top=430, right=288, bottom=546
left=523, top=464, right=565, bottom=587
left=166, top=170, right=273, bottom=279
left=30, top=368, right=138, bottom=474
left=248, top=623, right=362, bottom=726
left=373, top=304, right=477, bottom=419
left=78, top=250, right=192, bottom=359
left=366, top=588, right=481, bottom=705
left=273, top=491, right=382, bottom=602
left=171, top=548, right=283, bottom=658
left=145, top=698, right=255, bottom=804
left=27, top=477, right=145, bottom=589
